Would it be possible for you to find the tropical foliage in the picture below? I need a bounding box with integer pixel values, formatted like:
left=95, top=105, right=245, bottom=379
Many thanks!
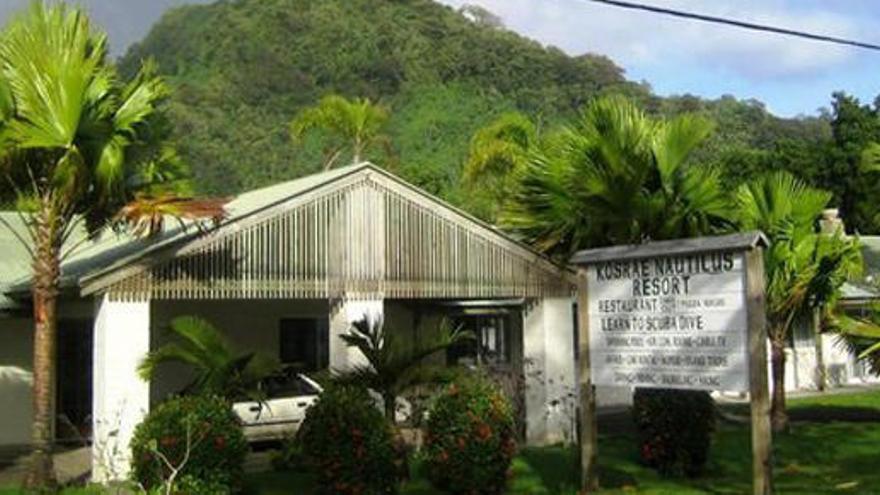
left=294, top=384, right=401, bottom=495
left=0, top=3, right=222, bottom=486
left=335, top=318, right=472, bottom=422
left=501, top=96, right=731, bottom=259
left=290, top=94, right=391, bottom=169
left=633, top=388, right=715, bottom=477
left=130, top=395, right=249, bottom=494
left=422, top=375, right=517, bottom=495
left=114, top=0, right=842, bottom=217
left=735, top=172, right=863, bottom=431
left=138, top=316, right=278, bottom=400
left=461, top=112, right=539, bottom=220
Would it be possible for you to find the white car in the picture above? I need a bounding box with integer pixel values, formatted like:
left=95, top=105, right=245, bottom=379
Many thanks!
left=233, top=373, right=323, bottom=443
left=232, top=373, right=412, bottom=443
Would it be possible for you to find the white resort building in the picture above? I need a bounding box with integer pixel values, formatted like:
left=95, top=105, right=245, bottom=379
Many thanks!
left=0, top=163, right=577, bottom=480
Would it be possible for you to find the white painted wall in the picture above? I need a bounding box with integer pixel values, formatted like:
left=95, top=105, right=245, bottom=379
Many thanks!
left=522, top=300, right=547, bottom=444
left=0, top=317, right=33, bottom=448
left=92, top=295, right=151, bottom=482
left=329, top=298, right=382, bottom=370
left=523, top=297, right=577, bottom=445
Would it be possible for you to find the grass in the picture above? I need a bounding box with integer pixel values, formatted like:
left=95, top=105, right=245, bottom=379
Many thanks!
left=244, top=389, right=880, bottom=495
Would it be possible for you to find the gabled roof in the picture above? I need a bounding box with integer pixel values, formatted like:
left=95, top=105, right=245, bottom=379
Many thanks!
left=839, top=235, right=880, bottom=304
left=2, top=163, right=573, bottom=305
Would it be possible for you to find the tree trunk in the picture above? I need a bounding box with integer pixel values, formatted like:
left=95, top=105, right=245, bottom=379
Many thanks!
left=770, top=338, right=789, bottom=433
left=383, top=392, right=397, bottom=424
left=813, top=308, right=826, bottom=392
left=23, top=206, right=62, bottom=489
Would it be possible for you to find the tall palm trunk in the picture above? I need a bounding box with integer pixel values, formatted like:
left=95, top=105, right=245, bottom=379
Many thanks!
left=383, top=392, right=397, bottom=424
left=770, top=337, right=789, bottom=433
left=813, top=308, right=826, bottom=392
left=24, top=203, right=62, bottom=488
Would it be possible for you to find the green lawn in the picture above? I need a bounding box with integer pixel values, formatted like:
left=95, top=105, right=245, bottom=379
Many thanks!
left=245, top=390, right=880, bottom=495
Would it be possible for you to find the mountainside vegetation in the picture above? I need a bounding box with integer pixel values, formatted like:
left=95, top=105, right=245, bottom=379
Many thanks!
left=118, top=0, right=880, bottom=232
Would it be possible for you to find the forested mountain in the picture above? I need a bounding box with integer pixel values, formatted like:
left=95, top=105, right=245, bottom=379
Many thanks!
left=119, top=0, right=877, bottom=229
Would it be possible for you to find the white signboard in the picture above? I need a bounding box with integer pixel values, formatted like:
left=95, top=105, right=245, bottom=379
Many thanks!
left=588, top=250, right=749, bottom=392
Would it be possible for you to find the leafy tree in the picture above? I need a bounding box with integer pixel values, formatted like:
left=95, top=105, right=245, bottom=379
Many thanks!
left=499, top=96, right=730, bottom=477
left=735, top=172, right=862, bottom=432
left=335, top=318, right=472, bottom=422
left=818, top=93, right=880, bottom=232
left=138, top=316, right=278, bottom=400
left=290, top=94, right=391, bottom=169
left=461, top=112, right=539, bottom=221
left=0, top=3, right=223, bottom=486
left=502, top=95, right=732, bottom=259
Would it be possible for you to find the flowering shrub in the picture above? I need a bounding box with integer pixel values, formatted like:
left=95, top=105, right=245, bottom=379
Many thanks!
left=130, top=395, right=248, bottom=493
left=294, top=384, right=399, bottom=495
left=633, top=388, right=716, bottom=477
left=423, top=376, right=516, bottom=494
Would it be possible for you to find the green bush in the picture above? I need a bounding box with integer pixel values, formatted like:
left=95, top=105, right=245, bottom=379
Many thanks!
left=130, top=395, right=249, bottom=493
left=632, top=388, right=716, bottom=477
left=294, top=384, right=399, bottom=495
left=423, top=376, right=517, bottom=495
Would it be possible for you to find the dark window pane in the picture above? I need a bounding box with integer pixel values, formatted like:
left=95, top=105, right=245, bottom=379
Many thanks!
left=279, top=318, right=328, bottom=372
left=447, top=314, right=511, bottom=366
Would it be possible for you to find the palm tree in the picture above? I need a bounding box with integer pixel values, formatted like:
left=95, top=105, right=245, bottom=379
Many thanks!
left=461, top=112, right=539, bottom=221
left=735, top=172, right=862, bottom=431
left=290, top=95, right=391, bottom=169
left=502, top=95, right=731, bottom=259
left=335, top=318, right=472, bottom=422
left=497, top=96, right=730, bottom=483
left=138, top=316, right=277, bottom=400
left=0, top=3, right=224, bottom=486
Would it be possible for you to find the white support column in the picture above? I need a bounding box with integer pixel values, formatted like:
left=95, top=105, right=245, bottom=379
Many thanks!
left=541, top=297, right=577, bottom=445
left=523, top=300, right=548, bottom=445
left=92, top=294, right=151, bottom=483
left=329, top=298, right=384, bottom=370
left=523, top=297, right=577, bottom=446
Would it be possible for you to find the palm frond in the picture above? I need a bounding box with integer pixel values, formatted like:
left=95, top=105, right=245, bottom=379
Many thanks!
left=115, top=193, right=227, bottom=236
left=861, top=143, right=880, bottom=173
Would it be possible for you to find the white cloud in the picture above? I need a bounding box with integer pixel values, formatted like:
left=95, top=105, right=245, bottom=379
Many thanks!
left=439, top=0, right=863, bottom=79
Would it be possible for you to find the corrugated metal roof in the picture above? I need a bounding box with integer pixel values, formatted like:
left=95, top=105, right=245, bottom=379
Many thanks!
left=840, top=282, right=878, bottom=301
left=3, top=163, right=572, bottom=304
left=0, top=164, right=366, bottom=307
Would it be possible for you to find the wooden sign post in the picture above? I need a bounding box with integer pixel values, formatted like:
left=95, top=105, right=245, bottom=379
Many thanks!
left=570, top=232, right=771, bottom=495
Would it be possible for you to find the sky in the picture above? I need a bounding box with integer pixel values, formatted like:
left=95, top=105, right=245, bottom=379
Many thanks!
left=0, top=0, right=877, bottom=117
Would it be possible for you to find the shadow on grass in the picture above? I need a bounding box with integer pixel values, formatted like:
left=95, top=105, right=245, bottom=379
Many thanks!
left=789, top=406, right=880, bottom=423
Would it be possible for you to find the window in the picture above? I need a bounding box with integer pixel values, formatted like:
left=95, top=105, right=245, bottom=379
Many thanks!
left=263, top=374, right=321, bottom=399
left=279, top=318, right=328, bottom=372
left=447, top=314, right=512, bottom=366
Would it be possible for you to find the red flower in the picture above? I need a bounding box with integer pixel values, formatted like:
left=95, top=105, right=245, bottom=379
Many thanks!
left=476, top=423, right=492, bottom=441
left=214, top=436, right=226, bottom=450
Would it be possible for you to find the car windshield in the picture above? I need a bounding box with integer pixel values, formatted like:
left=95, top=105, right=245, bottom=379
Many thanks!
left=262, top=375, right=320, bottom=399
